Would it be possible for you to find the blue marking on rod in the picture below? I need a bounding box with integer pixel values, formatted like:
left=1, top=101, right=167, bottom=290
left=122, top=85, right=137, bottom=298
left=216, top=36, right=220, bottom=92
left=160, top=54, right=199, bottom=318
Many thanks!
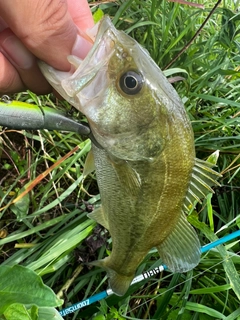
left=201, top=230, right=240, bottom=253
left=59, top=291, right=108, bottom=316
left=58, top=230, right=240, bottom=317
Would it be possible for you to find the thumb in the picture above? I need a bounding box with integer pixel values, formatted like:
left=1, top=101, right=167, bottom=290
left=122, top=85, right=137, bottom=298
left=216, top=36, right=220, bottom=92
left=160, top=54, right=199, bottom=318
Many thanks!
left=0, top=0, right=93, bottom=70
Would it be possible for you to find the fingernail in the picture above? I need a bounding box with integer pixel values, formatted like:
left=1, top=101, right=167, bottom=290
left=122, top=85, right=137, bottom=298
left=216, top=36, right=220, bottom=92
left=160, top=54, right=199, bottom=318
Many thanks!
left=71, top=34, right=93, bottom=59
left=1, top=35, right=33, bottom=69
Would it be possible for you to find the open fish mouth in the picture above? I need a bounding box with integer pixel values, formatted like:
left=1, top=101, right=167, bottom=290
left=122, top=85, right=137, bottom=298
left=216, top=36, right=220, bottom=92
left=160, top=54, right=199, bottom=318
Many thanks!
left=38, top=17, right=116, bottom=113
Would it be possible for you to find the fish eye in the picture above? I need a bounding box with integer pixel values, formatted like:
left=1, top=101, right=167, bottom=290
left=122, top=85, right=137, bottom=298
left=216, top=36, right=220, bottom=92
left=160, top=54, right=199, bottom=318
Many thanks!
left=119, top=71, right=144, bottom=95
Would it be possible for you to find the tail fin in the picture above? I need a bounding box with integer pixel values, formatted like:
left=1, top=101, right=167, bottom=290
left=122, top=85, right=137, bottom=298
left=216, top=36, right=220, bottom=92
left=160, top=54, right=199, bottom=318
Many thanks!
left=90, top=258, right=134, bottom=296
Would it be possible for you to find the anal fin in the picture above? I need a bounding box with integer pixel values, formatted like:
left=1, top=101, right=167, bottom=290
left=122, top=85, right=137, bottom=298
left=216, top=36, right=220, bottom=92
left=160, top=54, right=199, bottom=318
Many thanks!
left=157, top=212, right=201, bottom=273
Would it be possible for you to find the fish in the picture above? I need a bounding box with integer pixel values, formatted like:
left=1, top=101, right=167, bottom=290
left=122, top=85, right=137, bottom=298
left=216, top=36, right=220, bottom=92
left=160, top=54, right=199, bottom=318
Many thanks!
left=39, top=16, right=221, bottom=296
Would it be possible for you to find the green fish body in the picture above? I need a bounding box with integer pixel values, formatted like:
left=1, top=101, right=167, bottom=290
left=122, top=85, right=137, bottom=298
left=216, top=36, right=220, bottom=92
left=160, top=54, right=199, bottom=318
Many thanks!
left=39, top=16, right=221, bottom=296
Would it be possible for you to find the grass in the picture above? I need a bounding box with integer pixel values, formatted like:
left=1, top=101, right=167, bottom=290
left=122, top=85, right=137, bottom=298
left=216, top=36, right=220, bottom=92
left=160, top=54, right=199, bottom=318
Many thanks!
left=1, top=0, right=240, bottom=319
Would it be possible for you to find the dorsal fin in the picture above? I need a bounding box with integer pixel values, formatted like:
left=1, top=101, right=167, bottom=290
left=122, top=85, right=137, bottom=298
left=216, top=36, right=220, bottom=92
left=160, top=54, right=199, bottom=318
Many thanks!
left=184, top=158, right=222, bottom=212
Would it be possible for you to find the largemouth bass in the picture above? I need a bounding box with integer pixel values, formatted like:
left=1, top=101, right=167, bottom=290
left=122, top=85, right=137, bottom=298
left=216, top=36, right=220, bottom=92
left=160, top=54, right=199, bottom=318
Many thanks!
left=39, top=16, right=221, bottom=296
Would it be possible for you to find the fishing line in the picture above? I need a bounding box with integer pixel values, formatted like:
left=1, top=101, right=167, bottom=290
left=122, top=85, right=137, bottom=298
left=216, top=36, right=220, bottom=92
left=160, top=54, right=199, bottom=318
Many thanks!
left=58, top=230, right=240, bottom=317
left=126, top=250, right=240, bottom=317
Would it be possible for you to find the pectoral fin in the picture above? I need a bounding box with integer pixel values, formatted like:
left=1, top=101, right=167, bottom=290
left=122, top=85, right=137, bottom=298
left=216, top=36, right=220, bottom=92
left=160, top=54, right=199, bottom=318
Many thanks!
left=83, top=149, right=95, bottom=177
left=157, top=212, right=201, bottom=273
left=184, top=158, right=222, bottom=212
left=111, top=160, right=141, bottom=197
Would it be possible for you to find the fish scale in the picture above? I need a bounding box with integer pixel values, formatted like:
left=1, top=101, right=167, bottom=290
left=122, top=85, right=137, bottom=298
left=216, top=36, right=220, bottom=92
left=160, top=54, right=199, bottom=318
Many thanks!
left=39, top=15, right=221, bottom=296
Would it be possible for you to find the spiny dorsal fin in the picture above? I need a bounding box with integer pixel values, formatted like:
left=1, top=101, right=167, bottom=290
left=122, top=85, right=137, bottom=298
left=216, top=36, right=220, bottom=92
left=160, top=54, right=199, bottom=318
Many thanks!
left=184, top=158, right=222, bottom=212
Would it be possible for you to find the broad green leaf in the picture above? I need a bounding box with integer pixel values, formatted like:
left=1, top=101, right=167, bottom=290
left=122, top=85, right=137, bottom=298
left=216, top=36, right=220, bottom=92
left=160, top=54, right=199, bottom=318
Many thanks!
left=4, top=304, right=32, bottom=320
left=38, top=307, right=64, bottom=320
left=29, top=306, right=38, bottom=320
left=4, top=305, right=64, bottom=320
left=0, top=265, right=62, bottom=314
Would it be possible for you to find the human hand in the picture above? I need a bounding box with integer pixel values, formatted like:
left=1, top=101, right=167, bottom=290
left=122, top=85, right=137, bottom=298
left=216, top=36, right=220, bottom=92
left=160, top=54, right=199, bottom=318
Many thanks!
left=0, top=0, right=94, bottom=95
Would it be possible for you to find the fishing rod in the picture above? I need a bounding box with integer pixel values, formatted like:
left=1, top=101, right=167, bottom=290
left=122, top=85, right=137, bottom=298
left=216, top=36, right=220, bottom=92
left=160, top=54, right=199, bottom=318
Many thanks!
left=59, top=229, right=240, bottom=317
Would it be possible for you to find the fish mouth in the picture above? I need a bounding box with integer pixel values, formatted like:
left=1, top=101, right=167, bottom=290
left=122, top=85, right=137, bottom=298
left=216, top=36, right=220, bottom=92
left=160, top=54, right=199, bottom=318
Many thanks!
left=39, top=16, right=117, bottom=112
left=38, top=16, right=120, bottom=149
left=62, top=17, right=117, bottom=112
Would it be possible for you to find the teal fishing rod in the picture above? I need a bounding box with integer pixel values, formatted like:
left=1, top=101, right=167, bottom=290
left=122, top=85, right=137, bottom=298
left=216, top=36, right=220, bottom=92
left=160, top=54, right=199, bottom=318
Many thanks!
left=59, top=229, right=240, bottom=317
